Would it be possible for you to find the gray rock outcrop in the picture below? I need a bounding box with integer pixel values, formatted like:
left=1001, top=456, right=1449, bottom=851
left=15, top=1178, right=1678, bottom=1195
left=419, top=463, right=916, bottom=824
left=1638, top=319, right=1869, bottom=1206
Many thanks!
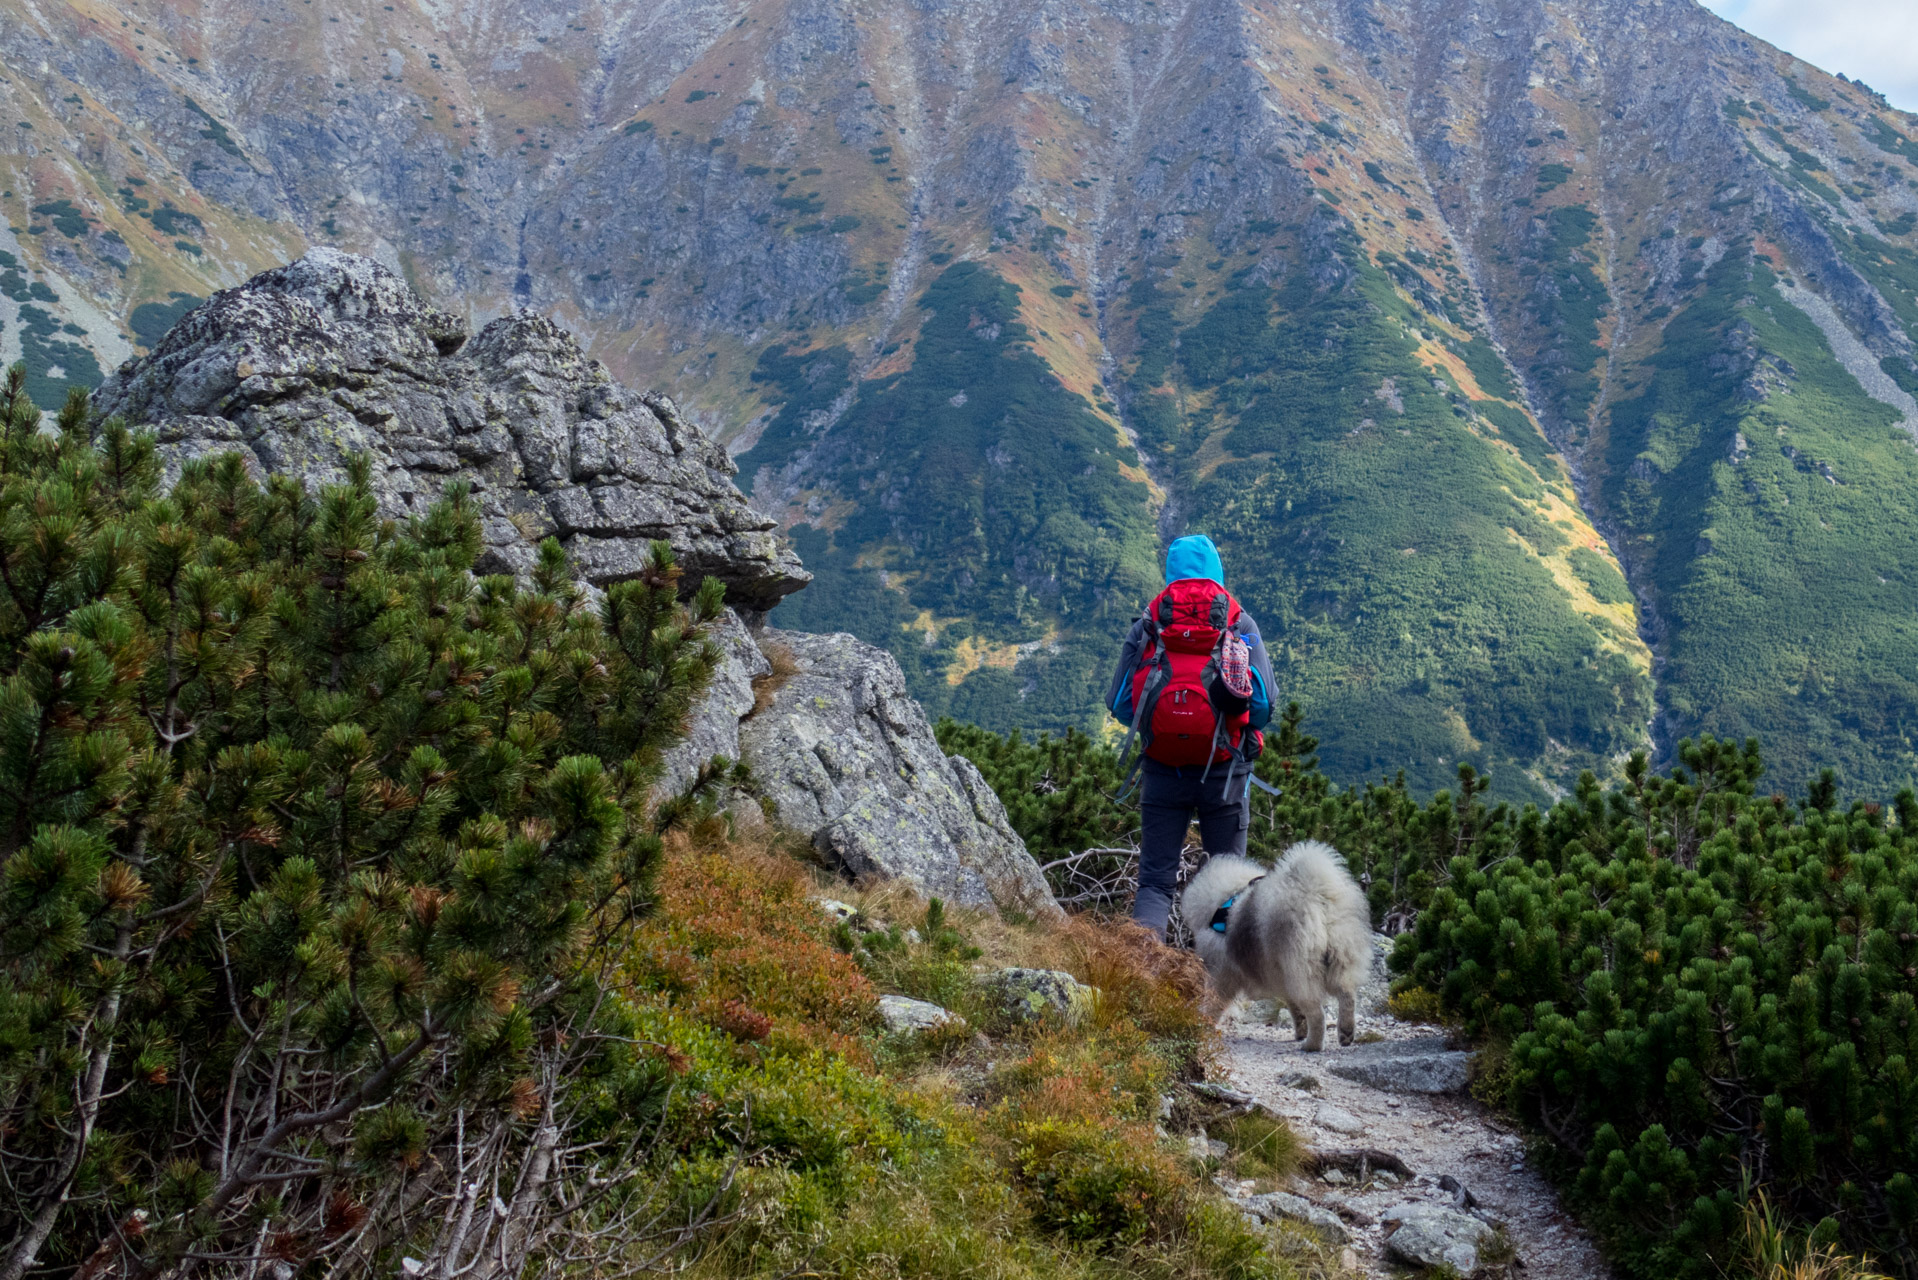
left=95, top=251, right=1060, bottom=922
left=740, top=628, right=1062, bottom=920
left=979, top=967, right=1096, bottom=1023
left=93, top=248, right=808, bottom=610
left=657, top=606, right=770, bottom=799
left=1382, top=1203, right=1499, bottom=1275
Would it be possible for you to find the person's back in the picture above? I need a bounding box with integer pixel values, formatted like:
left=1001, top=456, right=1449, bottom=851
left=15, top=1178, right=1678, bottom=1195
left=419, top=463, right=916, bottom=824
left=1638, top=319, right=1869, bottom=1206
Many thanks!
left=1106, top=535, right=1275, bottom=937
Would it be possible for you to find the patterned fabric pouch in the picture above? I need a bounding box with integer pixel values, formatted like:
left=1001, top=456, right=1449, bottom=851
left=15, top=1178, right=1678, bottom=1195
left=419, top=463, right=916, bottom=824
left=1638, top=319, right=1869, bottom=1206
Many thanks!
left=1216, top=630, right=1253, bottom=700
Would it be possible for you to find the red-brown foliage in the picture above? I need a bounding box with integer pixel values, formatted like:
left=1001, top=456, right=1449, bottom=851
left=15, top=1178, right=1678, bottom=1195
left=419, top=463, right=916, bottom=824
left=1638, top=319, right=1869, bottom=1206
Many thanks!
left=630, top=841, right=877, bottom=1058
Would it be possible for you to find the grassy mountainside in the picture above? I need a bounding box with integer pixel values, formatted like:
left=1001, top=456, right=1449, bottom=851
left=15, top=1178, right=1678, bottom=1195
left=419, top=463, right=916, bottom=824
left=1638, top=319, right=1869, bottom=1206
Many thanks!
left=4, top=0, right=1918, bottom=793
left=1121, top=228, right=1652, bottom=797
left=1605, top=246, right=1918, bottom=790
left=742, top=261, right=1160, bottom=730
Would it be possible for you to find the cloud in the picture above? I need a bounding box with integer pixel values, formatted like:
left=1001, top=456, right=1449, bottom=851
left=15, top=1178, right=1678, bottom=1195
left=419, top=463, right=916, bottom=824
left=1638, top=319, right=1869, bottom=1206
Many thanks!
left=1702, top=0, right=1918, bottom=111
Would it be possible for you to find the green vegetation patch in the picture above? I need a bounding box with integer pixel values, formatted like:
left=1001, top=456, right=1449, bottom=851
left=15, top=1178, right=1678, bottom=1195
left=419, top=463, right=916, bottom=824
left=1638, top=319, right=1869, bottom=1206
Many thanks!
left=1567, top=545, right=1633, bottom=605
left=184, top=96, right=243, bottom=156
left=30, top=198, right=88, bottom=238
left=1534, top=162, right=1573, bottom=193
left=1785, top=79, right=1832, bottom=113
left=129, top=292, right=204, bottom=351
left=1864, top=115, right=1918, bottom=167
left=16, top=304, right=103, bottom=409
left=1477, top=400, right=1556, bottom=473
left=773, top=191, right=825, bottom=217
left=148, top=204, right=203, bottom=237
left=838, top=267, right=886, bottom=306
left=1450, top=334, right=1520, bottom=399
left=748, top=262, right=1159, bottom=733
left=1525, top=205, right=1610, bottom=433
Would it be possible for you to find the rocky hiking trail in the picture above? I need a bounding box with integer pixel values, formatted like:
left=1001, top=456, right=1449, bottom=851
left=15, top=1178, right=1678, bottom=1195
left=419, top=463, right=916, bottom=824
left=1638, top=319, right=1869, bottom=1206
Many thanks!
left=1211, top=940, right=1613, bottom=1279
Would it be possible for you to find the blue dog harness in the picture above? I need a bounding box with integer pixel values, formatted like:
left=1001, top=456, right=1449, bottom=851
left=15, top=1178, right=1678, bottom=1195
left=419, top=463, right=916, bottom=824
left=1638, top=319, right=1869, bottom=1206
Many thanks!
left=1208, top=876, right=1264, bottom=933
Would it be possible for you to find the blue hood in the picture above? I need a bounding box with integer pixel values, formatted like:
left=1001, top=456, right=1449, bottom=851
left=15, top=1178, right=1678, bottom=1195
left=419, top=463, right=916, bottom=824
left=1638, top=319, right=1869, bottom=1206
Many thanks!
left=1164, top=535, right=1224, bottom=587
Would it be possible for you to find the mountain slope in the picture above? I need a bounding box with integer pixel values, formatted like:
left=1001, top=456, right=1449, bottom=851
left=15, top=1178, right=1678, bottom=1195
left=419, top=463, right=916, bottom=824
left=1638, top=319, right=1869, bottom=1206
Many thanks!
left=3, top=0, right=1917, bottom=795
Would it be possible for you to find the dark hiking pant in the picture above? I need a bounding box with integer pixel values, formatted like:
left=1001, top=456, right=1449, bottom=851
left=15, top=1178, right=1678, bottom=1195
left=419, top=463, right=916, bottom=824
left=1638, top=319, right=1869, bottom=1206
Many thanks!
left=1133, top=761, right=1249, bottom=938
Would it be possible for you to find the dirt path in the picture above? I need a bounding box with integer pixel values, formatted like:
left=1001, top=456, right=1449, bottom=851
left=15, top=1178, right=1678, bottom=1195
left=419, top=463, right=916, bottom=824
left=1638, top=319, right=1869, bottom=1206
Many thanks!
left=1215, top=943, right=1613, bottom=1279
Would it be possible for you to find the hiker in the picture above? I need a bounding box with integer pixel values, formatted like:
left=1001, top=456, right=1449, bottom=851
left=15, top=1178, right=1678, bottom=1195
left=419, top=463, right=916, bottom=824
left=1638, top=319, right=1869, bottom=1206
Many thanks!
left=1106, top=534, right=1274, bottom=939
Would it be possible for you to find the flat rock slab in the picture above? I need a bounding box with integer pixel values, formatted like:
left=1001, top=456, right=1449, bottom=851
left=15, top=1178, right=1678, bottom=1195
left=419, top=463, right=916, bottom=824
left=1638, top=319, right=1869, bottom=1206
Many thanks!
left=1326, top=1037, right=1473, bottom=1094
left=1240, top=1190, right=1350, bottom=1244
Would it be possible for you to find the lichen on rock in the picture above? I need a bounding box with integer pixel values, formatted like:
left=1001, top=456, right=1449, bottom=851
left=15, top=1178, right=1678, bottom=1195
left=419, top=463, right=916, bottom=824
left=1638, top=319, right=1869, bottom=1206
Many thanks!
left=978, top=967, right=1095, bottom=1024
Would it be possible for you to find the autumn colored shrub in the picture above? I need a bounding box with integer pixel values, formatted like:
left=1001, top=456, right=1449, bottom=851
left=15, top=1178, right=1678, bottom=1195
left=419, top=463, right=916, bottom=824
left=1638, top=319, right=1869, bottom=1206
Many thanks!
left=630, top=839, right=877, bottom=1059
left=612, top=812, right=1328, bottom=1280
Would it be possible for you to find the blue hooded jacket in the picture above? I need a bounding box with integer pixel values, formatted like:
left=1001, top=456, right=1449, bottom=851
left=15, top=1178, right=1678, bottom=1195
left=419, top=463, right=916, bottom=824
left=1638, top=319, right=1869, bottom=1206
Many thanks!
left=1162, top=534, right=1225, bottom=588
left=1105, top=534, right=1273, bottom=731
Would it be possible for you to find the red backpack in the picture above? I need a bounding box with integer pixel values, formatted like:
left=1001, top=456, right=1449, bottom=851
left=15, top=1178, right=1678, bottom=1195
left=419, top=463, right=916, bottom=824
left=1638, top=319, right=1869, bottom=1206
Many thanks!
left=1126, top=578, right=1259, bottom=770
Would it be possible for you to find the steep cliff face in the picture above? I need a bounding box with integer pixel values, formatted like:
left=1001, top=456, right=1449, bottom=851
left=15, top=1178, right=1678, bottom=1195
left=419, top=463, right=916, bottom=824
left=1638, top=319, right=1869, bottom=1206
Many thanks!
left=4, top=0, right=1918, bottom=793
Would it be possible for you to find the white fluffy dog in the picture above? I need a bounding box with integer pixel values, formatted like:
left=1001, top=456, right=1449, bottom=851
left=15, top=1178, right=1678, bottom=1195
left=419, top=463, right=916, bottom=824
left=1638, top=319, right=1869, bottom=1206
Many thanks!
left=1178, top=841, right=1373, bottom=1051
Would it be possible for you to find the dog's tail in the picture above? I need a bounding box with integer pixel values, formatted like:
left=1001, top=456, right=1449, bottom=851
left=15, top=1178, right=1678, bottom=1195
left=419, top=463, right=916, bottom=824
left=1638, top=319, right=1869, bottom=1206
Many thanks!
left=1276, top=840, right=1374, bottom=990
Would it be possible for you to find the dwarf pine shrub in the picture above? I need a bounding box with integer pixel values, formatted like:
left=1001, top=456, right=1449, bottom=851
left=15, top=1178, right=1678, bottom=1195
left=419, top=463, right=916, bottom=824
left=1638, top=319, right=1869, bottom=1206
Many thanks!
left=1395, top=746, right=1918, bottom=1278
left=0, top=371, right=724, bottom=1275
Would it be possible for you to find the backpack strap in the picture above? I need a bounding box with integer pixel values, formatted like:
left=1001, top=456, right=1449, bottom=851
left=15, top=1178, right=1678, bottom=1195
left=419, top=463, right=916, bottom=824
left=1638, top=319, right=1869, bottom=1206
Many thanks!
left=1208, top=591, right=1232, bottom=630
left=1112, top=624, right=1168, bottom=796
left=1199, top=717, right=1224, bottom=783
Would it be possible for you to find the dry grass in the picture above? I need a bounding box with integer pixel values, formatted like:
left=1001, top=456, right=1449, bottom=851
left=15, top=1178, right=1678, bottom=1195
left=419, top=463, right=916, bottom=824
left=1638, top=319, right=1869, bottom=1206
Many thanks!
left=1061, top=917, right=1213, bottom=1045
left=1741, top=1190, right=1892, bottom=1280
left=749, top=639, right=800, bottom=717
left=1212, top=1111, right=1307, bottom=1183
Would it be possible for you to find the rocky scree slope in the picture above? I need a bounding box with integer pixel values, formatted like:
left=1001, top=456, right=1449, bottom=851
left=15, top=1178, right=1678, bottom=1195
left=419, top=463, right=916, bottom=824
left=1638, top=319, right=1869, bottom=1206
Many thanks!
left=4, top=0, right=1918, bottom=794
left=95, top=248, right=1058, bottom=919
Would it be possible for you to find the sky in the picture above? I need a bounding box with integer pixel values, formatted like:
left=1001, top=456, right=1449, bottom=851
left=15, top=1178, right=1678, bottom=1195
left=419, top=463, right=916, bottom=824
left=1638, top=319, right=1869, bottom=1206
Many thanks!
left=1701, top=0, right=1918, bottom=113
